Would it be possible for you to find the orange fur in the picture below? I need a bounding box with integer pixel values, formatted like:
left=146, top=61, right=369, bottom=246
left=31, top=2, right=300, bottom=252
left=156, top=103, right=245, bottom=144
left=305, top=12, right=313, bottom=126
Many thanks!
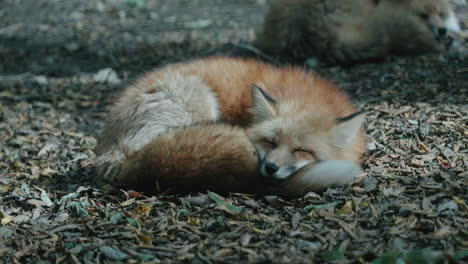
left=96, top=57, right=367, bottom=198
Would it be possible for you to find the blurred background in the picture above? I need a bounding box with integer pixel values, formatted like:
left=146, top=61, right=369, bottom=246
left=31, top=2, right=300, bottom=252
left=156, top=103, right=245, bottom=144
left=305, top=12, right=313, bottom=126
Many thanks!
left=0, top=0, right=270, bottom=76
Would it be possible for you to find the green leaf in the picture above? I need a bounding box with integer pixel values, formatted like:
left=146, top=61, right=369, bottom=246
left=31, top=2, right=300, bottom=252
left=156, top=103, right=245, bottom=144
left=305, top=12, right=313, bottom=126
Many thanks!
left=124, top=0, right=144, bottom=7
left=40, top=190, right=54, bottom=207
left=208, top=192, right=224, bottom=206
left=176, top=209, right=189, bottom=221
left=313, top=202, right=339, bottom=210
left=81, top=138, right=96, bottom=149
left=370, top=251, right=403, bottom=264
left=208, top=192, right=243, bottom=215
left=318, top=248, right=346, bottom=261
left=64, top=242, right=76, bottom=249
left=404, top=249, right=442, bottom=264
left=126, top=217, right=141, bottom=229
left=109, top=212, right=125, bottom=225
left=454, top=250, right=468, bottom=261
left=59, top=192, right=80, bottom=204
left=139, top=253, right=155, bottom=261
left=68, top=201, right=89, bottom=217
left=225, top=203, right=243, bottom=214
left=191, top=257, right=202, bottom=264
left=99, top=246, right=128, bottom=260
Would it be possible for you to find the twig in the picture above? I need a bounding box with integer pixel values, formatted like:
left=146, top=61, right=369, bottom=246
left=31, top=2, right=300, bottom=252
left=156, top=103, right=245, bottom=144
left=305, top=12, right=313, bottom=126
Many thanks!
left=196, top=252, right=214, bottom=264
left=48, top=224, right=81, bottom=234
left=368, top=202, right=379, bottom=219
left=70, top=254, right=82, bottom=264
left=327, top=218, right=359, bottom=240
left=0, top=72, right=32, bottom=82
left=0, top=23, right=23, bottom=35
left=300, top=223, right=327, bottom=243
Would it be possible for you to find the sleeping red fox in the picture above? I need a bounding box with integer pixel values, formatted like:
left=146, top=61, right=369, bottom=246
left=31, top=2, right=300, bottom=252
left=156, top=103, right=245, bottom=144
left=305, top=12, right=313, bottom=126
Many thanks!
left=257, top=0, right=462, bottom=64
left=95, top=57, right=367, bottom=198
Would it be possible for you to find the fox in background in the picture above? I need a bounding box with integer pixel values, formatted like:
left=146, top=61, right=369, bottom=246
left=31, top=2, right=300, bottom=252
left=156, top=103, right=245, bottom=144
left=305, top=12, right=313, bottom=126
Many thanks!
left=257, top=0, right=464, bottom=65
left=95, top=57, right=367, bottom=198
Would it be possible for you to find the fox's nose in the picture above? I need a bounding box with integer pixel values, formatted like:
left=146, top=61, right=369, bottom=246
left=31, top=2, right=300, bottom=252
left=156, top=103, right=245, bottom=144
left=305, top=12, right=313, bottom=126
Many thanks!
left=265, top=162, right=279, bottom=175
left=438, top=27, right=447, bottom=36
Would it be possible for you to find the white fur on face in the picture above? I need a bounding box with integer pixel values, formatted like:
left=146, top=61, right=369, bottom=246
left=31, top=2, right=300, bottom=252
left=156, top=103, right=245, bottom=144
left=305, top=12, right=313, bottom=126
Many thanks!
left=274, top=159, right=314, bottom=180
left=295, top=160, right=312, bottom=170
left=445, top=12, right=461, bottom=34
left=258, top=158, right=295, bottom=179
left=294, top=160, right=361, bottom=190
left=258, top=162, right=294, bottom=180
left=274, top=167, right=295, bottom=180
left=259, top=160, right=313, bottom=180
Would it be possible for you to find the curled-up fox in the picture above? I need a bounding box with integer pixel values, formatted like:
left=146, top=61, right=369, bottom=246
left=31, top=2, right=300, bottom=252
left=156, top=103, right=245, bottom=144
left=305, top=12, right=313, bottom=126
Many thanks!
left=95, top=57, right=367, bottom=198
left=257, top=0, right=462, bottom=64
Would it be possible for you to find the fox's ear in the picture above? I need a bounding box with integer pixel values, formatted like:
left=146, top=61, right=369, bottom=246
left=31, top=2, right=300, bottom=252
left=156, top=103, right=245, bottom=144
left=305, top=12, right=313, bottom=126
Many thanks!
left=250, top=84, right=277, bottom=123
left=331, top=111, right=365, bottom=148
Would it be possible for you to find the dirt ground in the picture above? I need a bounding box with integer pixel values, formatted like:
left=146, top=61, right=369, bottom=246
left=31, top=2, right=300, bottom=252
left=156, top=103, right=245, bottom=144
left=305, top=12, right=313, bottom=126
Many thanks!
left=0, top=0, right=467, bottom=263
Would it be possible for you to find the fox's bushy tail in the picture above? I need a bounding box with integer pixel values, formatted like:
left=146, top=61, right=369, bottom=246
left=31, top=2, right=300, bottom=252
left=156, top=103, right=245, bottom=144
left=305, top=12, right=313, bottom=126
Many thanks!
left=96, top=123, right=263, bottom=195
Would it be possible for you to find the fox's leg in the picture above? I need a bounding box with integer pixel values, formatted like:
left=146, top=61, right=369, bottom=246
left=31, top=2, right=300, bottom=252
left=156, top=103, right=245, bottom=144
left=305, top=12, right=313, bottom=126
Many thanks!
left=115, top=123, right=263, bottom=195
left=268, top=160, right=362, bottom=198
left=96, top=73, right=221, bottom=185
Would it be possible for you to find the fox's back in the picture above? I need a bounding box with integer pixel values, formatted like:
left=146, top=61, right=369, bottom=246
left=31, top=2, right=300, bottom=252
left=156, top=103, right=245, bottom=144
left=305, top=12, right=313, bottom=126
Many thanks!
left=257, top=0, right=378, bottom=56
left=131, top=57, right=357, bottom=125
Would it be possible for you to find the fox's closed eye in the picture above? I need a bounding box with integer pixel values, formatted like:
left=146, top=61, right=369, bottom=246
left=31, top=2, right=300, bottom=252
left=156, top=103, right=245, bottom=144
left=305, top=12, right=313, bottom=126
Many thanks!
left=293, top=149, right=317, bottom=160
left=262, top=139, right=276, bottom=148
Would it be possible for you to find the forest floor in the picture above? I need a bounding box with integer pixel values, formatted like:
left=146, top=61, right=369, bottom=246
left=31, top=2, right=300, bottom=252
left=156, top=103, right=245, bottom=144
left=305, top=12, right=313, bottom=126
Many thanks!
left=0, top=0, right=467, bottom=263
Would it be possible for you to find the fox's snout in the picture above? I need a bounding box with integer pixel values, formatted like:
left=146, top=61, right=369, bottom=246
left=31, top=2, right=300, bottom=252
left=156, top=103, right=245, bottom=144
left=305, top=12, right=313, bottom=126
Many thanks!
left=264, top=162, right=279, bottom=175
left=432, top=26, right=453, bottom=42
left=435, top=27, right=448, bottom=38
left=260, top=161, right=297, bottom=180
left=259, top=156, right=314, bottom=182
left=430, top=13, right=461, bottom=42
